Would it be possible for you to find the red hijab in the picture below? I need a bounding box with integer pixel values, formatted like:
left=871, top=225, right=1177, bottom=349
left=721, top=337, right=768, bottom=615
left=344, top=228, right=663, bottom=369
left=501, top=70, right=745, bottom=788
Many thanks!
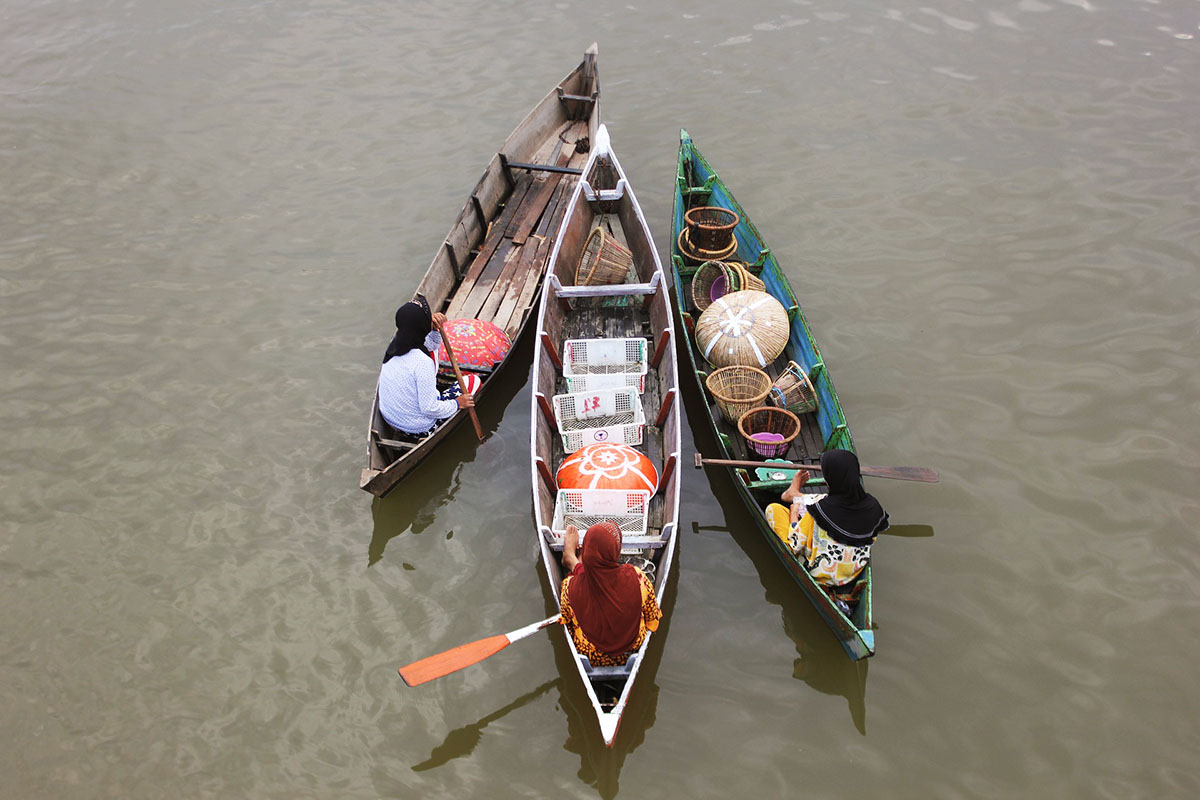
left=567, top=521, right=642, bottom=654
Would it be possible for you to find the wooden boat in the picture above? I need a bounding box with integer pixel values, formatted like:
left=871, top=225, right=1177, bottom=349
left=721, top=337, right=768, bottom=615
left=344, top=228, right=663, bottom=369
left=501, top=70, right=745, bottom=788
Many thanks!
left=670, top=130, right=875, bottom=660
left=530, top=124, right=682, bottom=745
left=360, top=46, right=601, bottom=497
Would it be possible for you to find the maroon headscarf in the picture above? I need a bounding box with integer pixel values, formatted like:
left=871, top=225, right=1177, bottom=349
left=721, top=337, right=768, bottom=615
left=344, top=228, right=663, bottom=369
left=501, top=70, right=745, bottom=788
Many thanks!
left=567, top=521, right=642, bottom=655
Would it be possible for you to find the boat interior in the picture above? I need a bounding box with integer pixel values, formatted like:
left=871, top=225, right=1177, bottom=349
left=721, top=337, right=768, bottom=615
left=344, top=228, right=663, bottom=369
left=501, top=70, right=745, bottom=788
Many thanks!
left=532, top=144, right=681, bottom=712
left=363, top=56, right=599, bottom=491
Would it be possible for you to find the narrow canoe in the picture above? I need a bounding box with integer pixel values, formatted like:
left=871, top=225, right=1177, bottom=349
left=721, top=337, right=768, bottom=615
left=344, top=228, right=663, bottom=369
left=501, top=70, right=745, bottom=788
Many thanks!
left=360, top=45, right=601, bottom=497
left=530, top=124, right=682, bottom=744
left=669, top=130, right=875, bottom=660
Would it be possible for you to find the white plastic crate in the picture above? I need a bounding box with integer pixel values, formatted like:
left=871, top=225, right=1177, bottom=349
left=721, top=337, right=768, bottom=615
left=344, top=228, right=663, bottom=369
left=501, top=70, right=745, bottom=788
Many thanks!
left=552, top=387, right=645, bottom=453
left=564, top=371, right=646, bottom=393
left=563, top=338, right=648, bottom=378
left=549, top=489, right=653, bottom=548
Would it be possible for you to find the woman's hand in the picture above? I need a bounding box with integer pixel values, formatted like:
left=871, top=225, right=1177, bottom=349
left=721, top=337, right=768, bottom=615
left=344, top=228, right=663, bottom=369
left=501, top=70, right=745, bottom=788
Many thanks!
left=431, top=312, right=447, bottom=330
left=456, top=393, right=474, bottom=410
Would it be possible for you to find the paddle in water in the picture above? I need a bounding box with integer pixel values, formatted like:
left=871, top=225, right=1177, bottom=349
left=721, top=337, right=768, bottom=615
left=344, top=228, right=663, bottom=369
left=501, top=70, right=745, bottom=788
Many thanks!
left=693, top=453, right=938, bottom=483
left=399, top=615, right=562, bottom=687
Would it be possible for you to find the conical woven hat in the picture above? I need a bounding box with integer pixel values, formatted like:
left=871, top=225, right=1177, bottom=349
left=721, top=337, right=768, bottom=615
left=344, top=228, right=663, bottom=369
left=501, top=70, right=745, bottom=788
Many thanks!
left=695, top=290, right=789, bottom=368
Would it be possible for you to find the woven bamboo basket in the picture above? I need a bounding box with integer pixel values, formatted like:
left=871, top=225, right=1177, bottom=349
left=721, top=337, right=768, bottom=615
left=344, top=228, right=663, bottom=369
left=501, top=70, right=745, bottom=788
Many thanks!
left=684, top=206, right=740, bottom=252
left=690, top=260, right=737, bottom=312
left=737, top=406, right=801, bottom=459
left=576, top=227, right=633, bottom=286
left=705, top=365, right=772, bottom=424
left=768, top=361, right=818, bottom=415
left=694, top=290, right=789, bottom=369
left=730, top=261, right=765, bottom=293
left=677, top=228, right=738, bottom=266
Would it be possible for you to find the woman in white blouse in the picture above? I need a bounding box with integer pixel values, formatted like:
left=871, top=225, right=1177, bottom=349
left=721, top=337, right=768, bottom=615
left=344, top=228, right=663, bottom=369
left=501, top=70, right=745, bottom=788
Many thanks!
left=377, top=300, right=476, bottom=435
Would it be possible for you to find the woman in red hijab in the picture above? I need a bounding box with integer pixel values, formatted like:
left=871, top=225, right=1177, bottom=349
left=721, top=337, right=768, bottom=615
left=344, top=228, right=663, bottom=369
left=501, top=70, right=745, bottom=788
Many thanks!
left=559, top=521, right=662, bottom=667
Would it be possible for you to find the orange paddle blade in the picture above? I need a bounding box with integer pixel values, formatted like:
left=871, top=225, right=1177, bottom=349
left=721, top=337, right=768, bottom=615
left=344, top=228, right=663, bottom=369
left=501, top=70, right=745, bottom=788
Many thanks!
left=399, top=634, right=511, bottom=687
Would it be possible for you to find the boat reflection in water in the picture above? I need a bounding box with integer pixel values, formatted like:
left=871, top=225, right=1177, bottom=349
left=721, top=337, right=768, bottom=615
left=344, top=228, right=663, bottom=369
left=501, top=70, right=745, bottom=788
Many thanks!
left=547, top=559, right=675, bottom=800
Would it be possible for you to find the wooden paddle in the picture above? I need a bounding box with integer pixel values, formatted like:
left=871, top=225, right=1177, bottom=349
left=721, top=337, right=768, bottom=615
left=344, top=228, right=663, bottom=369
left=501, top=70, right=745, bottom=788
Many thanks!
left=693, top=453, right=938, bottom=483
left=399, top=614, right=562, bottom=687
left=434, top=319, right=485, bottom=442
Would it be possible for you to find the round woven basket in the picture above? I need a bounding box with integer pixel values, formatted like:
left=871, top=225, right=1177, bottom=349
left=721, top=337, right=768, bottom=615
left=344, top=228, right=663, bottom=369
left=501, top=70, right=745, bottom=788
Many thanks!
left=768, top=360, right=818, bottom=415
left=677, top=228, right=738, bottom=266
left=694, top=290, right=789, bottom=369
left=706, top=365, right=772, bottom=424
left=729, top=261, right=765, bottom=293
left=576, top=227, right=633, bottom=286
left=690, top=261, right=737, bottom=312
left=737, top=406, right=801, bottom=459
left=684, top=206, right=740, bottom=252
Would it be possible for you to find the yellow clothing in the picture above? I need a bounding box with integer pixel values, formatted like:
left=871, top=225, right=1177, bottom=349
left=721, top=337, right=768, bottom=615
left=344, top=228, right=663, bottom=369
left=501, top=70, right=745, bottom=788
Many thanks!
left=559, top=567, right=661, bottom=667
left=766, top=502, right=871, bottom=587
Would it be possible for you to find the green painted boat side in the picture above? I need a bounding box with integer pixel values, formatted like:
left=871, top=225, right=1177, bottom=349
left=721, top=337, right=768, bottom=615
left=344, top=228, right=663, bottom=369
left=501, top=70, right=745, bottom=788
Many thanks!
left=670, top=130, right=874, bottom=660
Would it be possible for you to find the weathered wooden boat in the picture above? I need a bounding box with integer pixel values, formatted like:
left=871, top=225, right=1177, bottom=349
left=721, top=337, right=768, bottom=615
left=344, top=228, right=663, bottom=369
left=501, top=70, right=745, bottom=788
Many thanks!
left=670, top=130, right=876, bottom=660
left=360, top=46, right=601, bottom=497
left=530, top=124, right=682, bottom=745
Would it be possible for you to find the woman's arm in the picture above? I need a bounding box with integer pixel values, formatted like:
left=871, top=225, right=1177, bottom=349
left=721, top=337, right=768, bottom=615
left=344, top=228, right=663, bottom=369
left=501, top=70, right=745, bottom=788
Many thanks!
left=637, top=570, right=663, bottom=632
left=411, top=355, right=459, bottom=420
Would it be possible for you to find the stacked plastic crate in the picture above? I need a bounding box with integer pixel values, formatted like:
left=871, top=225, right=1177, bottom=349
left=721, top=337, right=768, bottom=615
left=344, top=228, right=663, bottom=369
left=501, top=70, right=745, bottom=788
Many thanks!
left=549, top=337, right=655, bottom=549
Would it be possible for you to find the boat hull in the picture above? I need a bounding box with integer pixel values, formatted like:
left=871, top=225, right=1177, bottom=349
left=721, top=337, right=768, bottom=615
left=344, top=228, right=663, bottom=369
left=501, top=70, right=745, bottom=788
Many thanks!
left=361, top=46, right=601, bottom=497
left=670, top=130, right=874, bottom=660
left=531, top=125, right=682, bottom=743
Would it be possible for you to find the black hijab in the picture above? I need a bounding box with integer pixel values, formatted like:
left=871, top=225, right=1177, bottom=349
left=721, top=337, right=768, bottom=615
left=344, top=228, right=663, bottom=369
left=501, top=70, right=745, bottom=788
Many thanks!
left=808, top=449, right=890, bottom=546
left=382, top=298, right=432, bottom=363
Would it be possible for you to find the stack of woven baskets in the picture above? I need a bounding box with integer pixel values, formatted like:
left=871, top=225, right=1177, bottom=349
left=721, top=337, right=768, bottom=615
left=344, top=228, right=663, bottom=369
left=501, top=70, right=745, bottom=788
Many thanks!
left=678, top=206, right=740, bottom=265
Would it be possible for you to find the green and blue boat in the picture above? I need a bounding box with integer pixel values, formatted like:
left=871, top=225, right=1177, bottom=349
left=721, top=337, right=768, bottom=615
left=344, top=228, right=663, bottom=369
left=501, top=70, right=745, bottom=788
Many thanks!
left=670, top=130, right=875, bottom=660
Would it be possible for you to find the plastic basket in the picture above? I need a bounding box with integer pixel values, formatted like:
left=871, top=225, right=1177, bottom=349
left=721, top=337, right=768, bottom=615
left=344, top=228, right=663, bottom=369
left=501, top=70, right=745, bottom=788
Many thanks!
left=552, top=387, right=645, bottom=453
left=563, top=338, right=647, bottom=377
left=549, top=489, right=653, bottom=547
left=564, top=371, right=646, bottom=393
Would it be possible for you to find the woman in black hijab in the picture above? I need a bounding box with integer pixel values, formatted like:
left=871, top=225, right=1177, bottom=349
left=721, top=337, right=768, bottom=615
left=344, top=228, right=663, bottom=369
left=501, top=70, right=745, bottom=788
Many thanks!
left=377, top=299, right=475, bottom=435
left=770, top=448, right=889, bottom=587
left=383, top=296, right=435, bottom=364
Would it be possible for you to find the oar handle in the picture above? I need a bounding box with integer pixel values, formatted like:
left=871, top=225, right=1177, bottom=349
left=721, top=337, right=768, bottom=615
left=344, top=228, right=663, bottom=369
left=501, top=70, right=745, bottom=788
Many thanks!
left=693, top=453, right=939, bottom=483
left=436, top=319, right=485, bottom=442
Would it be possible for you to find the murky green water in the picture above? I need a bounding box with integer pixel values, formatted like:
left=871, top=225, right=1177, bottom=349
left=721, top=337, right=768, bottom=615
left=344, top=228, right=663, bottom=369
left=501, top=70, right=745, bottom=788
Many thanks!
left=2, top=2, right=1197, bottom=797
